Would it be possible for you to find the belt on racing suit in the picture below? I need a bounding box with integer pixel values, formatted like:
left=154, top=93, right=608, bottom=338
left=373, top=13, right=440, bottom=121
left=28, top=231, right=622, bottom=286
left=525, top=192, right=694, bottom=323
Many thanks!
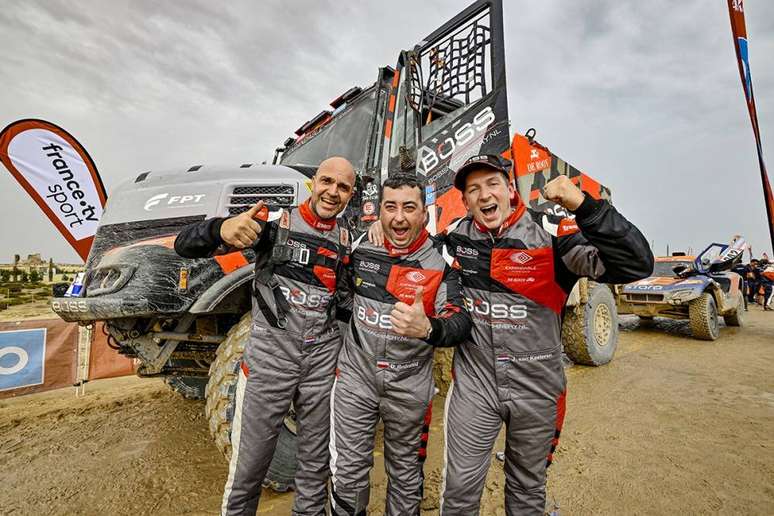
left=253, top=208, right=348, bottom=330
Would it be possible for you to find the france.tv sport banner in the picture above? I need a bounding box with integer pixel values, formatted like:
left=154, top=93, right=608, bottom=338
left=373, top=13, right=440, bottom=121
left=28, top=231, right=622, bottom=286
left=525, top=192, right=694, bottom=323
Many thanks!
left=0, top=119, right=107, bottom=261
left=727, top=0, right=774, bottom=250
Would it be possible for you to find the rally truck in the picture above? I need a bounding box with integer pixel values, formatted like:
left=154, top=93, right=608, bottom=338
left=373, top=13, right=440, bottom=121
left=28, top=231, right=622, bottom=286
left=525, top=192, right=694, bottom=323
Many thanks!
left=616, top=244, right=745, bottom=340
left=52, top=0, right=623, bottom=490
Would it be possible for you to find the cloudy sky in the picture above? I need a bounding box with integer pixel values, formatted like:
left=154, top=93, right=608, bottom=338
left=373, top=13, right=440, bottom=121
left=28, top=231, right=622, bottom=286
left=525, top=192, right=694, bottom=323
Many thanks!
left=1, top=0, right=772, bottom=263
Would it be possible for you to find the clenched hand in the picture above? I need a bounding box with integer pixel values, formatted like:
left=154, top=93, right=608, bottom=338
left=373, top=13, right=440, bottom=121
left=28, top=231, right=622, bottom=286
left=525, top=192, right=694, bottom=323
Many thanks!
left=542, top=175, right=585, bottom=211
left=220, top=201, right=265, bottom=249
left=390, top=287, right=432, bottom=339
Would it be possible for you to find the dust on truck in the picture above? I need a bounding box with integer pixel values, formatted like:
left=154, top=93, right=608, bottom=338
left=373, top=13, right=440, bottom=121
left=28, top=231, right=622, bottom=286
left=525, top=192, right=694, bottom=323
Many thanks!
left=51, top=0, right=621, bottom=490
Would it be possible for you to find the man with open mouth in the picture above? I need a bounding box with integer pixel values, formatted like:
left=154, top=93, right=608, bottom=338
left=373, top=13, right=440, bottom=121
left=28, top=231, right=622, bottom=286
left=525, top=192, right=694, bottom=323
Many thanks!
left=329, top=174, right=472, bottom=516
left=174, top=156, right=356, bottom=516
left=437, top=154, right=654, bottom=515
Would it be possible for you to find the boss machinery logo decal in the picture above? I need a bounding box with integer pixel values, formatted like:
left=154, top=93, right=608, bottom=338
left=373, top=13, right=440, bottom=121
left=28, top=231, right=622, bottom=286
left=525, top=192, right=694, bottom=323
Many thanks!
left=455, top=245, right=479, bottom=257
left=510, top=251, right=533, bottom=265
left=358, top=260, right=381, bottom=272
left=144, top=193, right=206, bottom=211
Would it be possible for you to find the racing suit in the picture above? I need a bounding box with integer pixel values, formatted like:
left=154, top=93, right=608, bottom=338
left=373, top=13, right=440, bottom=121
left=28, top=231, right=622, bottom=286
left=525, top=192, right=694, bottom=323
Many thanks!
left=330, top=230, right=472, bottom=515
left=439, top=195, right=653, bottom=515
left=175, top=200, right=349, bottom=516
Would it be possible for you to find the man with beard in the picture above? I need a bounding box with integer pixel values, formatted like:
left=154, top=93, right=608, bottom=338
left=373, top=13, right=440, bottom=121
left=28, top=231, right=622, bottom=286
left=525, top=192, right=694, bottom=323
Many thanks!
left=438, top=155, right=653, bottom=515
left=175, top=156, right=356, bottom=516
left=329, top=174, right=472, bottom=516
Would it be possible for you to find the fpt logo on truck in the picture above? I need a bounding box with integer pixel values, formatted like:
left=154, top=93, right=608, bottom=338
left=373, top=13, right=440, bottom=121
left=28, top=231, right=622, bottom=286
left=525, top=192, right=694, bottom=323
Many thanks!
left=144, top=193, right=206, bottom=211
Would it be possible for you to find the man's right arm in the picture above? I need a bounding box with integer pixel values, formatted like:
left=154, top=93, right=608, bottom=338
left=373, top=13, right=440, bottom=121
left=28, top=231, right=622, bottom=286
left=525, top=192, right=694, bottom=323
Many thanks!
left=174, top=201, right=267, bottom=259
left=174, top=217, right=227, bottom=258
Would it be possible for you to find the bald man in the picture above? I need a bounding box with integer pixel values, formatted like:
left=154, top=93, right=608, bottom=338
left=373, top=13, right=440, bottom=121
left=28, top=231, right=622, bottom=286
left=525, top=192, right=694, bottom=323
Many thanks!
left=175, top=157, right=357, bottom=515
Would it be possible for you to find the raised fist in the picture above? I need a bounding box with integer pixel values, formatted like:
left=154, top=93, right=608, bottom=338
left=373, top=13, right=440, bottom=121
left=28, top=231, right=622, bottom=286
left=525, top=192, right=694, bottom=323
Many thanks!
left=542, top=175, right=585, bottom=211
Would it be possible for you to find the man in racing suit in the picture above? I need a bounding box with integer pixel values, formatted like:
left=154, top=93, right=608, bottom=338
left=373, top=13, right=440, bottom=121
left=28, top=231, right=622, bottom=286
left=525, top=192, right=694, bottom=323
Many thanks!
left=174, top=157, right=356, bottom=516
left=329, top=174, right=472, bottom=516
left=439, top=155, right=654, bottom=515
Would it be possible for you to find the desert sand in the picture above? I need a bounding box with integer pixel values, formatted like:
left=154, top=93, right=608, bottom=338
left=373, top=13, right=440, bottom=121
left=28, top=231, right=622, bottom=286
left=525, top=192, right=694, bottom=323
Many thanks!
left=1, top=309, right=772, bottom=515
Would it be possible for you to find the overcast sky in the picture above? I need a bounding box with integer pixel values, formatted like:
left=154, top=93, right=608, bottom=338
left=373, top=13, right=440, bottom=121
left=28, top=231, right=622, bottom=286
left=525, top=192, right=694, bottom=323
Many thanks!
left=1, top=0, right=773, bottom=263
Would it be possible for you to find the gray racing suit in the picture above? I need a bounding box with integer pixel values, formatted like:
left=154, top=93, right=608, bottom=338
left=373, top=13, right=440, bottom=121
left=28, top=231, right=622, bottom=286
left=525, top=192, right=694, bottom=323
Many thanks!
left=439, top=195, right=653, bottom=515
left=175, top=200, right=350, bottom=516
left=330, top=230, right=472, bottom=515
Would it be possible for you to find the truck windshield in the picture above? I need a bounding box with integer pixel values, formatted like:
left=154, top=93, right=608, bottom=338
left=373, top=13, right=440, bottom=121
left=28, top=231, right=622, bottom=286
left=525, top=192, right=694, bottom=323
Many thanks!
left=281, top=91, right=377, bottom=171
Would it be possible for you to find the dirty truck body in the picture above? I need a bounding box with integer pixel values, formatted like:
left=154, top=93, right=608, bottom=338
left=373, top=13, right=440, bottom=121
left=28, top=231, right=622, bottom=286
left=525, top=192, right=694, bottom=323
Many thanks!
left=52, top=0, right=621, bottom=489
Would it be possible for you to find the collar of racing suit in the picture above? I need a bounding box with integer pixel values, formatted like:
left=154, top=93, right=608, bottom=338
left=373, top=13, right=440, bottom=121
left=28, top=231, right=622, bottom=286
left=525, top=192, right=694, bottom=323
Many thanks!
left=472, top=194, right=527, bottom=237
left=299, top=198, right=336, bottom=232
left=383, top=228, right=430, bottom=257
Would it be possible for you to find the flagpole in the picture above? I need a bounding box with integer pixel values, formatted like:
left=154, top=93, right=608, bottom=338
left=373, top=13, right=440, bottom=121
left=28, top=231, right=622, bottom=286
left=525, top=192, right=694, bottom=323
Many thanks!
left=727, top=0, right=774, bottom=252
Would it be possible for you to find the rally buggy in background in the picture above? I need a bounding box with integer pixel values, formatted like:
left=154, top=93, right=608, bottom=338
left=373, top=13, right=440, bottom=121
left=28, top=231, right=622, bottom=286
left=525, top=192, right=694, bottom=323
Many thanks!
left=52, top=0, right=625, bottom=491
left=616, top=243, right=745, bottom=340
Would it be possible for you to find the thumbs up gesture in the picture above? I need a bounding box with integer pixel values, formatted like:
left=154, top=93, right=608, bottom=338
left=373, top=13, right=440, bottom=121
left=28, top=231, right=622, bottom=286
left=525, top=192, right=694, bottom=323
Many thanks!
left=390, top=287, right=433, bottom=339
left=220, top=201, right=266, bottom=249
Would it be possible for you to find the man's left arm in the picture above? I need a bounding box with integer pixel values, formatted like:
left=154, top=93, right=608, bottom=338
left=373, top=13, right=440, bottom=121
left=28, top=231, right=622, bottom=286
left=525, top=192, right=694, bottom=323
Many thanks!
left=542, top=176, right=654, bottom=287
left=556, top=194, right=654, bottom=285
left=423, top=265, right=472, bottom=348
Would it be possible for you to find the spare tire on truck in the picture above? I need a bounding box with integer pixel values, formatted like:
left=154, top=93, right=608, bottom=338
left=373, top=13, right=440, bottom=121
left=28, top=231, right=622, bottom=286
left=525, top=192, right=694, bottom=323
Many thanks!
left=205, top=313, right=298, bottom=492
left=562, top=281, right=619, bottom=366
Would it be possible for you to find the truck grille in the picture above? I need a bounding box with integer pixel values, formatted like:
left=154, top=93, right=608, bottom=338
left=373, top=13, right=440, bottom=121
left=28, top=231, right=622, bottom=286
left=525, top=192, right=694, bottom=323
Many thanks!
left=625, top=293, right=664, bottom=303
left=228, top=185, right=295, bottom=215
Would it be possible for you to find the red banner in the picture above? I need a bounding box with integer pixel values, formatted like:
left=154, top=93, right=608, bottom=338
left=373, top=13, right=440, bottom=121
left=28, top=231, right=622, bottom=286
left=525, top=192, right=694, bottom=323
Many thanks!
left=88, top=323, right=135, bottom=381
left=727, top=0, right=774, bottom=251
left=0, top=119, right=107, bottom=261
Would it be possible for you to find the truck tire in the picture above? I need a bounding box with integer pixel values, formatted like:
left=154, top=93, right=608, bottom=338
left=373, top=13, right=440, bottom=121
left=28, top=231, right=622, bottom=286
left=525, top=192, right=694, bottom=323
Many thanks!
left=689, top=292, right=720, bottom=340
left=722, top=293, right=744, bottom=327
left=205, top=313, right=297, bottom=492
left=562, top=282, right=619, bottom=366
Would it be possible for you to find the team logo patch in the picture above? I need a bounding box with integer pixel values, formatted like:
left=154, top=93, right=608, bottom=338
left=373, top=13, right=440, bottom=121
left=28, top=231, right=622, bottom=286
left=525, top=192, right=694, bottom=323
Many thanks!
left=510, top=251, right=533, bottom=264
left=406, top=271, right=426, bottom=283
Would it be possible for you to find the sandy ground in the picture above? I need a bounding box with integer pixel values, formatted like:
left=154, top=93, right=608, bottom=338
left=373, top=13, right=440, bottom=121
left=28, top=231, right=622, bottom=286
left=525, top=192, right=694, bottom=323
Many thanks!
left=1, top=307, right=772, bottom=515
left=0, top=299, right=57, bottom=321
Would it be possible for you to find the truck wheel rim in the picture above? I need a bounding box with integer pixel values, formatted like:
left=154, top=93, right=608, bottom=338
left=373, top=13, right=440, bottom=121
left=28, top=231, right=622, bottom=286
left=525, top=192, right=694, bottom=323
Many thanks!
left=593, top=303, right=612, bottom=347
